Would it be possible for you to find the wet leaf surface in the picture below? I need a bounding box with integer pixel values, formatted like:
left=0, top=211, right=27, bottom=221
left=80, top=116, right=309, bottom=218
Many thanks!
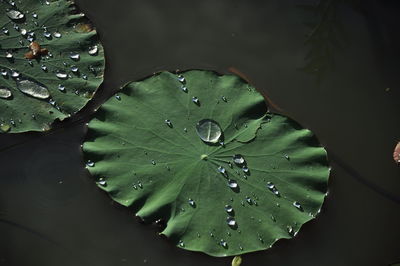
left=83, top=70, right=330, bottom=256
left=0, top=0, right=104, bottom=133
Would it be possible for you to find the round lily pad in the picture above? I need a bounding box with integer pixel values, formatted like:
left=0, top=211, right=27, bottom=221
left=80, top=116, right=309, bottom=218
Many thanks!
left=0, top=0, right=105, bottom=133
left=83, top=70, right=330, bottom=256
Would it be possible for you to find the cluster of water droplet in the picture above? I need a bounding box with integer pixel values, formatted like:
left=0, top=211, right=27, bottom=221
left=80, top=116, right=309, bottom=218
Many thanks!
left=0, top=0, right=103, bottom=132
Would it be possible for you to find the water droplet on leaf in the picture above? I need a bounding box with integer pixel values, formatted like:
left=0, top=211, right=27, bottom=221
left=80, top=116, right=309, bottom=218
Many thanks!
left=7, top=10, right=24, bottom=20
left=17, top=78, right=50, bottom=99
left=56, top=70, right=68, bottom=79
left=266, top=182, right=280, bottom=196
left=0, top=87, right=12, bottom=99
left=188, top=198, right=196, bottom=207
left=225, top=205, right=233, bottom=213
left=242, top=166, right=249, bottom=173
left=98, top=178, right=107, bottom=186
left=227, top=217, right=236, bottom=227
left=218, top=166, right=227, bottom=176
left=177, top=75, right=185, bottom=83
left=70, top=52, right=80, bottom=60
left=71, top=65, right=79, bottom=73
left=293, top=201, right=303, bottom=211
left=43, top=31, right=51, bottom=38
left=220, top=239, right=228, bottom=248
left=165, top=119, right=172, bottom=128
left=5, top=52, right=13, bottom=59
left=233, top=154, right=245, bottom=165
left=88, top=45, right=98, bottom=55
left=192, top=96, right=200, bottom=105
left=228, top=179, right=238, bottom=188
left=195, top=119, right=222, bottom=144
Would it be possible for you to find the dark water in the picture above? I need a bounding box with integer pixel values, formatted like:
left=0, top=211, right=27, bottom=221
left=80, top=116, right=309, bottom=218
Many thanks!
left=0, top=0, right=399, bottom=265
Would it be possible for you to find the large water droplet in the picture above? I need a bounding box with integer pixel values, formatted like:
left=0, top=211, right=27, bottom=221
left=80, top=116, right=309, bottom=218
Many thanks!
left=195, top=119, right=222, bottom=144
left=0, top=87, right=12, bottom=99
left=53, top=31, right=62, bottom=38
left=86, top=160, right=95, bottom=167
left=178, top=240, right=185, bottom=247
left=7, top=10, right=24, bottom=20
left=233, top=154, right=245, bottom=165
left=17, top=78, right=50, bottom=99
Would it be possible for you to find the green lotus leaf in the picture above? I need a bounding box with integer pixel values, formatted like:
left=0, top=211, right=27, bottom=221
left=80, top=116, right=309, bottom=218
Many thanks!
left=83, top=70, right=330, bottom=256
left=0, top=0, right=105, bottom=133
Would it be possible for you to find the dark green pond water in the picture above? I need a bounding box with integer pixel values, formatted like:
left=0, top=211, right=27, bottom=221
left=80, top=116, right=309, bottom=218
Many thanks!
left=0, top=0, right=399, bottom=265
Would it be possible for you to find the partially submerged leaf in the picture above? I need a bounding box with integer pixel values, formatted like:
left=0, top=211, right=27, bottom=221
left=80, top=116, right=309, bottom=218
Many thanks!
left=394, top=142, right=400, bottom=164
left=0, top=0, right=105, bottom=133
left=83, top=70, right=330, bottom=256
